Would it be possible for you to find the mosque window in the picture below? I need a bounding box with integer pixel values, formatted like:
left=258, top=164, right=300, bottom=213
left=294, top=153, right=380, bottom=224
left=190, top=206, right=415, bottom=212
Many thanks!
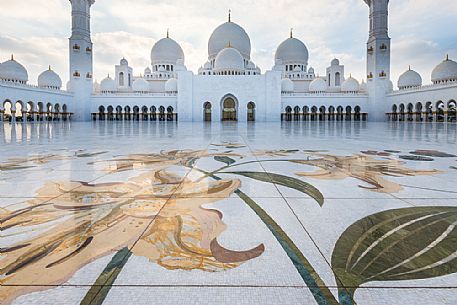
left=86, top=47, right=92, bottom=53
left=86, top=72, right=92, bottom=79
left=367, top=46, right=374, bottom=53
left=73, top=44, right=80, bottom=51
left=119, top=72, right=124, bottom=86
left=73, top=70, right=80, bottom=77
left=335, top=72, right=341, bottom=86
left=380, top=44, right=388, bottom=51
left=379, top=71, right=386, bottom=78
left=128, top=74, right=131, bottom=86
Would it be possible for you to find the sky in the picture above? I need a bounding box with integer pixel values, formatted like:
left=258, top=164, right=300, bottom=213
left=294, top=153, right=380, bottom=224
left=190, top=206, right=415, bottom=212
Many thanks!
left=0, top=0, right=456, bottom=87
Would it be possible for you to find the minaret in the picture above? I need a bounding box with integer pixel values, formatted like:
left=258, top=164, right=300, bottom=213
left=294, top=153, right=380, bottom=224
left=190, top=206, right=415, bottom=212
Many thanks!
left=364, top=0, right=391, bottom=121
left=69, top=0, right=95, bottom=121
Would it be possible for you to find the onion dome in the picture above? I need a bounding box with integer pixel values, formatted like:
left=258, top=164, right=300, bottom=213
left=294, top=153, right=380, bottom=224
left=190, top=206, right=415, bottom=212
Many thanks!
left=120, top=58, right=129, bottom=66
left=359, top=80, right=367, bottom=92
left=309, top=77, right=327, bottom=93
left=0, top=55, right=28, bottom=83
left=246, top=61, right=256, bottom=69
left=398, top=66, right=422, bottom=89
left=100, top=75, right=116, bottom=92
left=203, top=61, right=212, bottom=69
left=387, top=80, right=394, bottom=92
left=341, top=75, right=360, bottom=92
left=38, top=66, right=62, bottom=89
left=431, top=55, right=457, bottom=84
left=208, top=13, right=251, bottom=60
left=275, top=32, right=309, bottom=65
left=144, top=67, right=151, bottom=74
left=132, top=78, right=150, bottom=92
left=93, top=80, right=101, bottom=93
left=281, top=78, right=294, bottom=92
left=164, top=78, right=178, bottom=92
left=214, top=46, right=244, bottom=71
left=331, top=58, right=340, bottom=66
left=150, top=34, right=185, bottom=65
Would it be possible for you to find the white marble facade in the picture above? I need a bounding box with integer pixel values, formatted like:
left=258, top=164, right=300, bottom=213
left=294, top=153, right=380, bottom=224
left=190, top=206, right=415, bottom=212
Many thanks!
left=0, top=0, right=456, bottom=122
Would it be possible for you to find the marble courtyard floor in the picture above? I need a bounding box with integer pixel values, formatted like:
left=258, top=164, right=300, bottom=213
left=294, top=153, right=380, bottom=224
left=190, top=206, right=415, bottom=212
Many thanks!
left=1, top=121, right=457, bottom=305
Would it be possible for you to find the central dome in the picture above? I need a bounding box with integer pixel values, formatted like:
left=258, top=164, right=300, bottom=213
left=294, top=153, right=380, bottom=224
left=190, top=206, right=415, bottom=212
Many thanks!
left=208, top=21, right=251, bottom=60
left=214, top=47, right=244, bottom=71
left=275, top=37, right=309, bottom=65
left=151, top=37, right=185, bottom=65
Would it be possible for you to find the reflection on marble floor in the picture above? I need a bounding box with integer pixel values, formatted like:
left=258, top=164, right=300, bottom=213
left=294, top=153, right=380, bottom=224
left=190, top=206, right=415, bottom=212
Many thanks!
left=1, top=121, right=457, bottom=305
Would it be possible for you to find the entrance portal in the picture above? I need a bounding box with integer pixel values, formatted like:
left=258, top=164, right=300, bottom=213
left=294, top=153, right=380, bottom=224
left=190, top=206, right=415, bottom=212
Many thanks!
left=222, top=97, right=237, bottom=121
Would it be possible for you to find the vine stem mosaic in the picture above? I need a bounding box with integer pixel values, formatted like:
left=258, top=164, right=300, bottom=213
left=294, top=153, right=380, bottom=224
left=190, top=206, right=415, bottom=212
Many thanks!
left=1, top=147, right=457, bottom=305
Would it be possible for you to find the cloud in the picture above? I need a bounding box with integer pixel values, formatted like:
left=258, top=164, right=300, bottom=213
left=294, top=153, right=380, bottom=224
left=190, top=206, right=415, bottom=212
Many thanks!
left=0, top=0, right=456, bottom=85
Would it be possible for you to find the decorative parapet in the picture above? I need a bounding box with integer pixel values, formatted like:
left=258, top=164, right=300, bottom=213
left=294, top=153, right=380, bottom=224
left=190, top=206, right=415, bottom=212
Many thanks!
left=388, top=81, right=457, bottom=96
left=281, top=92, right=368, bottom=97
left=92, top=92, right=178, bottom=97
left=0, top=79, right=72, bottom=95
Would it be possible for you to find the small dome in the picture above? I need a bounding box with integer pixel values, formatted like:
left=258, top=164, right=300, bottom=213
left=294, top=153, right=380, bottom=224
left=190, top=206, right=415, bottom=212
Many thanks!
left=398, top=67, right=422, bottom=89
left=331, top=58, right=340, bottom=66
left=214, top=47, right=244, bottom=71
left=341, top=75, right=360, bottom=92
left=359, top=80, right=367, bottom=92
left=431, top=56, right=457, bottom=83
left=203, top=61, right=212, bottom=69
left=387, top=80, right=394, bottom=92
left=208, top=20, right=251, bottom=60
left=281, top=78, right=294, bottom=92
left=151, top=37, right=185, bottom=65
left=246, top=61, right=256, bottom=69
left=308, top=67, right=315, bottom=74
left=38, top=67, right=62, bottom=89
left=309, top=77, right=327, bottom=93
left=93, top=80, right=100, bottom=93
left=275, top=37, right=309, bottom=65
left=165, top=78, right=178, bottom=92
left=120, top=58, right=128, bottom=66
left=132, top=78, right=150, bottom=92
left=100, top=75, right=116, bottom=92
left=144, top=67, right=151, bottom=74
left=0, top=56, right=28, bottom=83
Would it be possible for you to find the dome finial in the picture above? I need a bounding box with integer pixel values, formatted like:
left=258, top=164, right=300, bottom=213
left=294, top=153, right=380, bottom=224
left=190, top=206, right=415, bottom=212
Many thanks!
left=11, top=54, right=14, bottom=61
left=49, top=65, right=52, bottom=71
left=290, top=28, right=293, bottom=38
left=350, top=73, right=352, bottom=78
left=227, top=40, right=232, bottom=48
left=228, top=9, right=231, bottom=22
left=446, top=54, right=449, bottom=61
left=408, top=65, right=411, bottom=70
left=167, top=28, right=169, bottom=38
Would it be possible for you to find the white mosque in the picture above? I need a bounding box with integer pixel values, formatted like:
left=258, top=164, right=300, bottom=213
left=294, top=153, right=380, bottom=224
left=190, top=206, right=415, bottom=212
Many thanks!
left=0, top=0, right=456, bottom=123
